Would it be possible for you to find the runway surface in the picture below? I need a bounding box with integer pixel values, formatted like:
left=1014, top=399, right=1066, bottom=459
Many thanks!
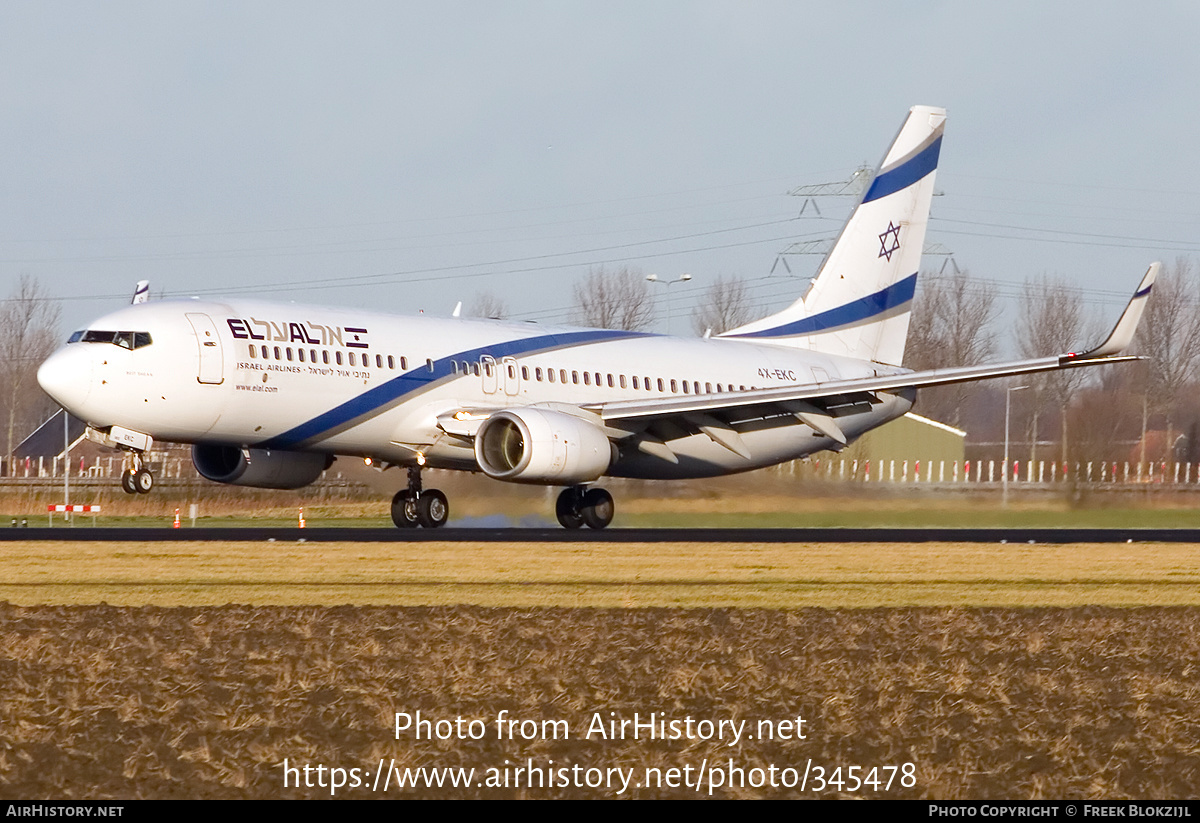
left=3, top=527, right=1200, bottom=542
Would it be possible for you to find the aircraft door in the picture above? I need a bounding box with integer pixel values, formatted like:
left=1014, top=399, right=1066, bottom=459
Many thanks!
left=481, top=355, right=498, bottom=394
left=502, top=357, right=520, bottom=396
left=185, top=312, right=224, bottom=385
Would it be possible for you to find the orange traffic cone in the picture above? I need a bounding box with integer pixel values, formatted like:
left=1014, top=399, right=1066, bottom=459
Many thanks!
left=173, top=509, right=180, bottom=529
left=299, top=507, right=306, bottom=529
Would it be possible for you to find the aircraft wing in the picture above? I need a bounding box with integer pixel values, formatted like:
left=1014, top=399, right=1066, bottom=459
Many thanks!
left=587, top=262, right=1158, bottom=445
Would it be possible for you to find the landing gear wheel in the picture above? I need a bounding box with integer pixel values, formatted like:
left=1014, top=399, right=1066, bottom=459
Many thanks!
left=121, top=471, right=137, bottom=495
left=555, top=488, right=585, bottom=530
left=391, top=490, right=419, bottom=529
left=133, top=469, right=154, bottom=494
left=417, top=489, right=449, bottom=529
left=581, top=487, right=614, bottom=530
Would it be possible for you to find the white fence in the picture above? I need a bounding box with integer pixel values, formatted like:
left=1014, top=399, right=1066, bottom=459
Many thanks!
left=2, top=454, right=188, bottom=480
left=7, top=453, right=1200, bottom=488
left=790, top=458, right=1200, bottom=486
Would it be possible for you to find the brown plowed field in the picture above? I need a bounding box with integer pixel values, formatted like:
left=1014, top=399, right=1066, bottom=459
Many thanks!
left=2, top=603, right=1197, bottom=799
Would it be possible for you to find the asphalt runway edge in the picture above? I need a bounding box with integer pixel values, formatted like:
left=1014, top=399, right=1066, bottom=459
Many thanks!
left=3, top=527, right=1200, bottom=542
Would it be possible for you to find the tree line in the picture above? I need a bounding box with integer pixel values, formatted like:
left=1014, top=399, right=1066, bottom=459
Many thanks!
left=468, top=266, right=753, bottom=336
left=0, top=275, right=61, bottom=463
left=905, top=258, right=1200, bottom=465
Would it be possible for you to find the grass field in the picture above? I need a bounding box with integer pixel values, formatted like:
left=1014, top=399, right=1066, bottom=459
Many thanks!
left=5, top=483, right=1200, bottom=798
left=5, top=603, right=1199, bottom=798
left=8, top=483, right=1200, bottom=529
left=4, top=538, right=1200, bottom=607
left=11, top=505, right=1200, bottom=530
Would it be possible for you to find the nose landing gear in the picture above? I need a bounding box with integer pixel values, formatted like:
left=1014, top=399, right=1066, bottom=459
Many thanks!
left=83, top=425, right=155, bottom=496
left=391, top=465, right=449, bottom=529
left=119, top=451, right=154, bottom=495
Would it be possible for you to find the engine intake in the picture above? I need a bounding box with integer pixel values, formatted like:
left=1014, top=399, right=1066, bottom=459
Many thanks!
left=475, top=408, right=613, bottom=484
left=192, top=444, right=331, bottom=489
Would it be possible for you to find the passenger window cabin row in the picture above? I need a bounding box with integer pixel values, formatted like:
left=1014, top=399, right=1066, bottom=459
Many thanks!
left=249, top=346, right=753, bottom=396
left=75, top=332, right=753, bottom=396
left=450, top=359, right=750, bottom=395
left=248, top=345, right=406, bottom=370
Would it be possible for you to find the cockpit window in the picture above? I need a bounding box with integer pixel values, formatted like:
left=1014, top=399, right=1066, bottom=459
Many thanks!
left=81, top=330, right=117, bottom=344
left=76, top=330, right=153, bottom=349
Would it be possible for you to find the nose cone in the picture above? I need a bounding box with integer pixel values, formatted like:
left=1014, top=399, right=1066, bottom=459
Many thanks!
left=37, top=346, right=93, bottom=415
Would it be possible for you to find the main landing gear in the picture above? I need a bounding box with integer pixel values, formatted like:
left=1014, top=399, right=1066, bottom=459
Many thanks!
left=386, top=470, right=614, bottom=530
left=119, top=451, right=154, bottom=495
left=391, top=465, right=449, bottom=529
left=556, top=486, right=614, bottom=530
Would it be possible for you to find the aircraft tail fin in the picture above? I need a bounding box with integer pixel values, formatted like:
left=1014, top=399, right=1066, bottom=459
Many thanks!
left=721, top=105, right=945, bottom=366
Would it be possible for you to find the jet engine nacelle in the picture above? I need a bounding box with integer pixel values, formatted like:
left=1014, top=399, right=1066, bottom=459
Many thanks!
left=192, top=444, right=331, bottom=489
left=474, top=408, right=613, bottom=484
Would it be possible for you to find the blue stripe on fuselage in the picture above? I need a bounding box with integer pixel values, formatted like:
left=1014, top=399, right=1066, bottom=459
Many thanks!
left=258, top=328, right=645, bottom=449
left=862, top=135, right=942, bottom=204
left=725, top=273, right=917, bottom=340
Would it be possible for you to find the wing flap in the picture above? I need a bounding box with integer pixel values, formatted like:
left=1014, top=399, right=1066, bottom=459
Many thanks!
left=780, top=400, right=848, bottom=444
left=686, top=413, right=752, bottom=459
left=635, top=433, right=679, bottom=464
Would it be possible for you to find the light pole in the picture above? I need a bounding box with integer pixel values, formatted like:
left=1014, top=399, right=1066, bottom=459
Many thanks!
left=645, top=273, right=692, bottom=334
left=1003, top=385, right=1028, bottom=507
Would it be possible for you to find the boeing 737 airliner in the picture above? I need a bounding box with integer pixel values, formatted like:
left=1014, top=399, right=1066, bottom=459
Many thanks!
left=36, top=106, right=1158, bottom=529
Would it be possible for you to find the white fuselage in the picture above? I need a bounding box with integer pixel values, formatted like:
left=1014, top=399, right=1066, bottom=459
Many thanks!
left=38, top=298, right=915, bottom=481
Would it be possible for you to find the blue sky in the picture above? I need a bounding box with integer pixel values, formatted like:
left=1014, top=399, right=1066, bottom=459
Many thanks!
left=3, top=2, right=1197, bottom=335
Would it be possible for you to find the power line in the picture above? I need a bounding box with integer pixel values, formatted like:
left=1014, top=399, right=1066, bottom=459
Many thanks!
left=932, top=217, right=1200, bottom=249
